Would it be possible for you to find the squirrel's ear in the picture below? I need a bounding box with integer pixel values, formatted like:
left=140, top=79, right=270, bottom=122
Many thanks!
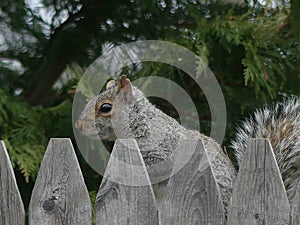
left=118, top=75, right=131, bottom=89
left=106, top=80, right=116, bottom=89
left=117, top=75, right=132, bottom=102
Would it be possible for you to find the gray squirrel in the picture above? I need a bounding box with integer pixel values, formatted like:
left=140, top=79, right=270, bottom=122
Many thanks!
left=231, top=97, right=300, bottom=205
left=76, top=74, right=300, bottom=214
left=75, top=75, right=236, bottom=213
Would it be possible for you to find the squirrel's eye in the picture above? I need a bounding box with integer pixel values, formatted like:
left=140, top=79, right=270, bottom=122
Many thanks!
left=99, top=103, right=112, bottom=114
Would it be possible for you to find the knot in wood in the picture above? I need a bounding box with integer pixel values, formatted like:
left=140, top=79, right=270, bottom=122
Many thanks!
left=42, top=198, right=56, bottom=213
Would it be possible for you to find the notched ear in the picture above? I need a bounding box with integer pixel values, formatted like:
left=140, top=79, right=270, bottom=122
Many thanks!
left=118, top=75, right=131, bottom=89
left=117, top=75, right=132, bottom=102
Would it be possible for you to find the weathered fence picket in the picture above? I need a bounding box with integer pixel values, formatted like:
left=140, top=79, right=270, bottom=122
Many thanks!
left=160, top=139, right=225, bottom=225
left=0, top=141, right=25, bottom=225
left=227, top=139, right=290, bottom=225
left=28, top=138, right=92, bottom=225
left=0, top=138, right=299, bottom=225
left=291, top=180, right=300, bottom=225
left=94, top=139, right=158, bottom=225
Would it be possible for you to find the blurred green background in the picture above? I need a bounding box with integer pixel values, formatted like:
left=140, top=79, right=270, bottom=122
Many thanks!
left=0, top=0, right=299, bottom=217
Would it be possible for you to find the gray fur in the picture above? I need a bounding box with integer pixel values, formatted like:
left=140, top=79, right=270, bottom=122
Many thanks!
left=77, top=77, right=236, bottom=214
left=231, top=97, right=300, bottom=202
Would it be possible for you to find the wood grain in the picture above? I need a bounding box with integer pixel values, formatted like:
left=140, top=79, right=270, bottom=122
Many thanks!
left=0, top=141, right=25, bottom=225
left=95, top=139, right=158, bottom=225
left=29, top=138, right=92, bottom=225
left=227, top=138, right=290, bottom=225
left=160, top=139, right=225, bottom=225
left=291, top=180, right=300, bottom=225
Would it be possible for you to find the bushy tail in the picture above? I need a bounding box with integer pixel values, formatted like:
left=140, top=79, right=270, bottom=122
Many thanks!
left=230, top=97, right=300, bottom=201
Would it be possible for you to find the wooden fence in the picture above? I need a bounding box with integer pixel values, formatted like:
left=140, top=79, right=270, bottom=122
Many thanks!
left=0, top=138, right=299, bottom=225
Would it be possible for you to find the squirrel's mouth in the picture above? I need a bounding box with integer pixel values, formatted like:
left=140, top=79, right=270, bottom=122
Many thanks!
left=78, top=132, right=115, bottom=141
left=75, top=119, right=116, bottom=141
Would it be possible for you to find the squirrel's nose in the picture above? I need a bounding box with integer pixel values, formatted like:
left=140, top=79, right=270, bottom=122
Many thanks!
left=75, top=120, right=85, bottom=131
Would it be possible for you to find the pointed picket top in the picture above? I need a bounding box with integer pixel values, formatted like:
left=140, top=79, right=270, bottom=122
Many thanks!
left=227, top=138, right=290, bottom=225
left=95, top=139, right=158, bottom=225
left=160, top=139, right=226, bottom=225
left=0, top=141, right=25, bottom=225
left=291, top=180, right=300, bottom=225
left=29, top=138, right=92, bottom=225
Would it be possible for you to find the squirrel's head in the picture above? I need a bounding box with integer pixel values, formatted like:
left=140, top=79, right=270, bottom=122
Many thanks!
left=75, top=75, right=134, bottom=140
